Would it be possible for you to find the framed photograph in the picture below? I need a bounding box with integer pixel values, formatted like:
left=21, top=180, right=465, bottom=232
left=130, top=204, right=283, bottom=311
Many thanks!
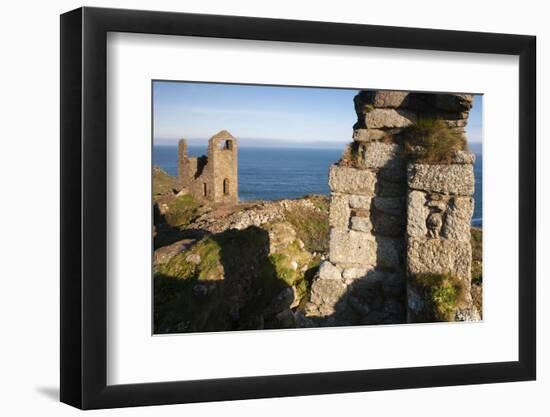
left=60, top=6, right=536, bottom=409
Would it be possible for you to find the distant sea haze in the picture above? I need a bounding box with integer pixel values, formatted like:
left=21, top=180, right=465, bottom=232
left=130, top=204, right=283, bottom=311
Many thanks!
left=154, top=143, right=483, bottom=227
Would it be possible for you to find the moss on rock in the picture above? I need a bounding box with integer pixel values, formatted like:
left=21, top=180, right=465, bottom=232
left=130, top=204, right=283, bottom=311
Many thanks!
left=412, top=272, right=468, bottom=322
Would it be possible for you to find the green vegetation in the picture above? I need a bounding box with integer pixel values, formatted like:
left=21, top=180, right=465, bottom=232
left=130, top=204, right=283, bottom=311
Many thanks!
left=471, top=227, right=483, bottom=284
left=341, top=118, right=466, bottom=168
left=339, top=142, right=360, bottom=168
left=412, top=273, right=467, bottom=321
left=399, top=118, right=467, bottom=164
left=284, top=195, right=330, bottom=253
left=157, top=227, right=267, bottom=280
left=153, top=166, right=181, bottom=195
left=155, top=226, right=272, bottom=332
left=153, top=168, right=202, bottom=247
left=153, top=192, right=201, bottom=249
left=154, top=223, right=320, bottom=333
left=339, top=142, right=354, bottom=165
left=160, top=194, right=201, bottom=229
left=268, top=239, right=314, bottom=300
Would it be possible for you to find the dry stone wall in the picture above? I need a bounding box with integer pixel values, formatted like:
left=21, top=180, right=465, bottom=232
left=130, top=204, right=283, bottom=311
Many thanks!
left=302, top=90, right=479, bottom=326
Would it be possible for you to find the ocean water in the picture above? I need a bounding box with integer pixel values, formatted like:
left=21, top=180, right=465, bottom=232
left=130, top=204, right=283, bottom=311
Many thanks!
left=154, top=144, right=483, bottom=226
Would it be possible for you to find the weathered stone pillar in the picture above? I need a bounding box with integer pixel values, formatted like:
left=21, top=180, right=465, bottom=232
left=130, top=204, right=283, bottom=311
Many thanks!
left=304, top=91, right=412, bottom=326
left=406, top=152, right=479, bottom=322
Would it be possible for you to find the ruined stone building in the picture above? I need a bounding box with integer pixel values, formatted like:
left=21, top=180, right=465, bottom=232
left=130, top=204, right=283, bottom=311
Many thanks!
left=178, top=130, right=238, bottom=204
left=303, top=91, right=479, bottom=326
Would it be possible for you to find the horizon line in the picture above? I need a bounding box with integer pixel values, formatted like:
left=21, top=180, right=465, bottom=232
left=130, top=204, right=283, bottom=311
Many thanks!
left=153, top=137, right=484, bottom=145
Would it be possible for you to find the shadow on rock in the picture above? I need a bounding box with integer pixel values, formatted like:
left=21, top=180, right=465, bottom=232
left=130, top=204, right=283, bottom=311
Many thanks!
left=154, top=226, right=297, bottom=334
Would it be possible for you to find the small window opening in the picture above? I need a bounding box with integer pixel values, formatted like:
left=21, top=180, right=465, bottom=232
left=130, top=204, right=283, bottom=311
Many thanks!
left=223, top=178, right=230, bottom=195
left=203, top=183, right=207, bottom=197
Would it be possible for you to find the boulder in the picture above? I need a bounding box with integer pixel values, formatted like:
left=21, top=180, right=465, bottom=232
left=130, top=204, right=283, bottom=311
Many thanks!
left=342, top=266, right=371, bottom=280
left=307, top=278, right=348, bottom=316
left=318, top=261, right=342, bottom=280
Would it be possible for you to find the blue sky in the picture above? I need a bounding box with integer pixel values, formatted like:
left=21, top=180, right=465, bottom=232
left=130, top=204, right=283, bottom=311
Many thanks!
left=153, top=81, right=482, bottom=146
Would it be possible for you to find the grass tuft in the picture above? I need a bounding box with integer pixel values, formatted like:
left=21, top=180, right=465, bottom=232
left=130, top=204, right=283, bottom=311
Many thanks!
left=398, top=118, right=467, bottom=164
left=413, top=273, right=467, bottom=321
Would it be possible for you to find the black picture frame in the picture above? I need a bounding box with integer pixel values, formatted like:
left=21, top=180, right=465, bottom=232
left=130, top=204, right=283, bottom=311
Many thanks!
left=60, top=6, right=536, bottom=410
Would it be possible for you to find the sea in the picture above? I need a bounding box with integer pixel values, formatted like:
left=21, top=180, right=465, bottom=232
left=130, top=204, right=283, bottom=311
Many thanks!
left=154, top=143, right=483, bottom=227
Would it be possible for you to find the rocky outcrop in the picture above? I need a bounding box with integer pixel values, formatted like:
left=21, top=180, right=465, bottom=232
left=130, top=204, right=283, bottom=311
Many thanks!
left=154, top=215, right=321, bottom=333
left=186, top=196, right=328, bottom=239
left=153, top=189, right=329, bottom=333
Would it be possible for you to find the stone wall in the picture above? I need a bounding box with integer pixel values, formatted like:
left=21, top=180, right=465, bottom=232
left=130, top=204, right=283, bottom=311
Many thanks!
left=178, top=130, right=238, bottom=204
left=303, top=90, right=479, bottom=326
